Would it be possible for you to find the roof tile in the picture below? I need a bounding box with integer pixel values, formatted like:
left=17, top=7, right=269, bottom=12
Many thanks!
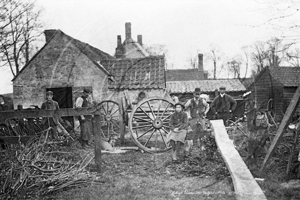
left=269, top=67, right=300, bottom=87
left=167, top=79, right=246, bottom=93
left=101, top=56, right=166, bottom=90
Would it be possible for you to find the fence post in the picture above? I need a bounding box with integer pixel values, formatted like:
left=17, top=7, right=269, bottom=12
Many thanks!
left=93, top=114, right=102, bottom=173
left=27, top=118, right=35, bottom=135
left=119, top=97, right=125, bottom=144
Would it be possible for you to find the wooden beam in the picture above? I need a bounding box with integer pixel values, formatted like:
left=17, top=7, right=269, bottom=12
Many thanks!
left=0, top=107, right=101, bottom=122
left=93, top=114, right=102, bottom=173
left=27, top=118, right=35, bottom=135
left=0, top=136, right=34, bottom=144
left=211, top=120, right=267, bottom=200
left=260, top=86, right=300, bottom=171
left=119, top=96, right=125, bottom=144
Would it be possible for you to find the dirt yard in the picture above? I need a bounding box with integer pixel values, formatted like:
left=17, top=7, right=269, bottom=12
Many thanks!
left=55, top=146, right=235, bottom=200
left=0, top=134, right=235, bottom=200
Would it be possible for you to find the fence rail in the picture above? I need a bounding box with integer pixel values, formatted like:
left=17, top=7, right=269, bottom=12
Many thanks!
left=0, top=107, right=103, bottom=172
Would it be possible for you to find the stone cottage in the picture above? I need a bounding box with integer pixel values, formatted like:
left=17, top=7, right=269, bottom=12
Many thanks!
left=12, top=29, right=114, bottom=110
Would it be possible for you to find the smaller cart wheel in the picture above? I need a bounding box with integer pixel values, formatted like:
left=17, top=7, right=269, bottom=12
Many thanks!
left=129, top=98, right=174, bottom=153
left=97, top=100, right=120, bottom=140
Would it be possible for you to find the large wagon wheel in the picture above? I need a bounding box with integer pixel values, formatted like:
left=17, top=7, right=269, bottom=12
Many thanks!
left=129, top=97, right=175, bottom=153
left=97, top=100, right=120, bottom=140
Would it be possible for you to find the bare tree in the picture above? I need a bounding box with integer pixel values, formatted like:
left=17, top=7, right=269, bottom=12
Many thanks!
left=144, top=44, right=168, bottom=56
left=206, top=44, right=223, bottom=79
left=241, top=45, right=250, bottom=79
left=286, top=48, right=300, bottom=67
left=256, top=0, right=300, bottom=42
left=0, top=0, right=43, bottom=77
left=251, top=41, right=268, bottom=75
left=227, top=55, right=243, bottom=79
left=186, top=53, right=197, bottom=69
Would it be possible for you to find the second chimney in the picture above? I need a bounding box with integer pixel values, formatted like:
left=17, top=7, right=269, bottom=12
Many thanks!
left=44, top=29, right=57, bottom=43
left=137, top=35, right=143, bottom=46
left=198, top=54, right=204, bottom=72
left=125, top=22, right=131, bottom=40
left=117, top=35, right=122, bottom=47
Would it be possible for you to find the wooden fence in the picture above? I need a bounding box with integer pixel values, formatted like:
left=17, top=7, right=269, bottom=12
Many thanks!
left=0, top=107, right=103, bottom=172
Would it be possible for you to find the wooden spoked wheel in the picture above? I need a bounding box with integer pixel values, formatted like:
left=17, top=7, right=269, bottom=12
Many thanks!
left=129, top=98, right=174, bottom=153
left=97, top=100, right=120, bottom=140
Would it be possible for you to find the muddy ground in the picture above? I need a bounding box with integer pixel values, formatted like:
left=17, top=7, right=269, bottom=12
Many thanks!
left=55, top=145, right=235, bottom=200
left=0, top=133, right=236, bottom=200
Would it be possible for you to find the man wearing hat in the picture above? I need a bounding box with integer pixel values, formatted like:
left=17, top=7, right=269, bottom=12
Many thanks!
left=210, top=87, right=237, bottom=126
left=41, top=91, right=60, bottom=140
left=167, top=102, right=188, bottom=161
left=185, top=88, right=210, bottom=153
left=75, top=88, right=93, bottom=148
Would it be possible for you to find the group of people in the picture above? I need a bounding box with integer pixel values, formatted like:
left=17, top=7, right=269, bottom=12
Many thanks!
left=167, top=87, right=237, bottom=161
left=41, top=88, right=93, bottom=149
left=41, top=86, right=237, bottom=157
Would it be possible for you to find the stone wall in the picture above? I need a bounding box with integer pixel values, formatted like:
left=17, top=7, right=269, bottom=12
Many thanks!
left=13, top=32, right=109, bottom=109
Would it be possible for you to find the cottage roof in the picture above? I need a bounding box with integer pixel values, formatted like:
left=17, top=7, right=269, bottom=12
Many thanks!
left=269, top=67, right=300, bottom=87
left=12, top=29, right=113, bottom=81
left=166, top=69, right=205, bottom=81
left=167, top=79, right=246, bottom=93
left=101, top=56, right=165, bottom=90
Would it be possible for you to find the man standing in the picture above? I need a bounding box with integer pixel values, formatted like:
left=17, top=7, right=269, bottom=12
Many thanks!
left=210, top=87, right=237, bottom=126
left=75, top=88, right=93, bottom=148
left=185, top=88, right=210, bottom=152
left=41, top=91, right=60, bottom=140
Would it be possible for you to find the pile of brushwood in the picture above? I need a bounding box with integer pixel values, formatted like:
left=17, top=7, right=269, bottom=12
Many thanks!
left=0, top=129, right=97, bottom=199
left=167, top=135, right=230, bottom=180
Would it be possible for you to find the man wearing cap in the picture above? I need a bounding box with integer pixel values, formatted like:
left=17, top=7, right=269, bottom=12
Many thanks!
left=41, top=91, right=60, bottom=140
left=210, top=87, right=237, bottom=126
left=185, top=88, right=210, bottom=153
left=75, top=88, right=93, bottom=148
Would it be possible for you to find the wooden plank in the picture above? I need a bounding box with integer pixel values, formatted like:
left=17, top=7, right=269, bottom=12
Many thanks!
left=93, top=114, right=102, bottom=173
left=119, top=97, right=125, bottom=144
left=27, top=118, right=35, bottom=135
left=260, top=86, right=300, bottom=171
left=211, top=120, right=267, bottom=200
left=0, top=107, right=101, bottom=122
left=0, top=136, right=34, bottom=144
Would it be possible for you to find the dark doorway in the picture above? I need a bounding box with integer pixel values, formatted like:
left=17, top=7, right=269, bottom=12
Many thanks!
left=46, top=87, right=74, bottom=128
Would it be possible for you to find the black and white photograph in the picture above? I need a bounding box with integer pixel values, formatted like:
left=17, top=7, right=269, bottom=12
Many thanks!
left=1, top=0, right=300, bottom=199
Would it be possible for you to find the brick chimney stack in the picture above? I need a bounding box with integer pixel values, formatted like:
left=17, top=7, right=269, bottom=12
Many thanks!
left=125, top=22, right=131, bottom=40
left=44, top=29, right=57, bottom=43
left=137, top=35, right=143, bottom=46
left=198, top=53, right=204, bottom=71
left=117, top=35, right=122, bottom=47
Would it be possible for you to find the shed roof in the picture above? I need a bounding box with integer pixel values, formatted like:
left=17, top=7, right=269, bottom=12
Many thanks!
left=166, top=69, right=205, bottom=81
left=101, top=56, right=165, bottom=90
left=269, top=67, right=300, bottom=87
left=12, top=29, right=113, bottom=81
left=167, top=79, right=246, bottom=93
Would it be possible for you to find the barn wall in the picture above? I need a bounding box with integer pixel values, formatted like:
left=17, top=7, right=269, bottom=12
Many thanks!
left=249, top=69, right=284, bottom=120
left=13, top=33, right=108, bottom=109
left=283, top=87, right=300, bottom=116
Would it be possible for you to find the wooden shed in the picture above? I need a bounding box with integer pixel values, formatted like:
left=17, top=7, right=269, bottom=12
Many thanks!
left=248, top=66, right=300, bottom=121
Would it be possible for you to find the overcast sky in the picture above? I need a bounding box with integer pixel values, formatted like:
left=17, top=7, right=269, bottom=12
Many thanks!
left=0, top=0, right=297, bottom=94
